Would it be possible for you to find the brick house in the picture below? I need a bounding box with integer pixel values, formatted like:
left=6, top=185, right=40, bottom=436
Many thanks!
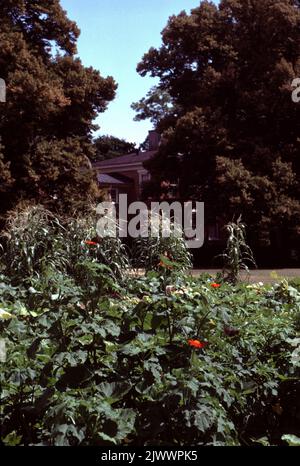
left=93, top=131, right=223, bottom=260
left=93, top=131, right=159, bottom=204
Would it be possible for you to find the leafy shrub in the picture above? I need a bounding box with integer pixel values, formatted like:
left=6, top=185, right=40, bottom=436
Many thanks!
left=131, top=213, right=192, bottom=272
left=288, top=277, right=300, bottom=291
left=0, top=207, right=298, bottom=446
left=0, top=205, right=129, bottom=284
left=0, top=205, right=67, bottom=282
left=63, top=214, right=129, bottom=281
left=1, top=273, right=299, bottom=446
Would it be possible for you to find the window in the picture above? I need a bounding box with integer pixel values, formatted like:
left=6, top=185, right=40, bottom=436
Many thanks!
left=141, top=173, right=151, bottom=184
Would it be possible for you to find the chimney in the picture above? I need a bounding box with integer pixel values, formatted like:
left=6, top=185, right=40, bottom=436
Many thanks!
left=148, top=130, right=160, bottom=151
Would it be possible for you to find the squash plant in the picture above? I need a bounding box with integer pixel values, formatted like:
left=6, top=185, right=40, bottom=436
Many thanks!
left=1, top=270, right=299, bottom=446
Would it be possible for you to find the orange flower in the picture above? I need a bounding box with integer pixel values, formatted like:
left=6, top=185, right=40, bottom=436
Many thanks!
left=158, top=260, right=173, bottom=269
left=188, top=339, right=207, bottom=349
left=211, top=283, right=221, bottom=288
left=85, top=240, right=98, bottom=246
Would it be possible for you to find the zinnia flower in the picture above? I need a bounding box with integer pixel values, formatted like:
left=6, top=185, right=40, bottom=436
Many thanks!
left=158, top=260, right=173, bottom=269
left=188, top=339, right=207, bottom=349
left=85, top=240, right=98, bottom=246
left=211, top=283, right=221, bottom=288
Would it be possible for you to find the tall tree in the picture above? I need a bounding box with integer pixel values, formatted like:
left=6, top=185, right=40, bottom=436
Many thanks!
left=131, top=85, right=176, bottom=130
left=136, top=0, right=300, bottom=258
left=93, top=135, right=136, bottom=162
left=0, top=0, right=116, bottom=215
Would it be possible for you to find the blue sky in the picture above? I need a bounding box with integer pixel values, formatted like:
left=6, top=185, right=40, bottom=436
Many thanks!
left=61, top=0, right=202, bottom=145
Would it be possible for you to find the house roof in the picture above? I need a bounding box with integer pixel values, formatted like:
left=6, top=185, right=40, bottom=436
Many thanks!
left=93, top=150, right=156, bottom=169
left=97, top=173, right=133, bottom=185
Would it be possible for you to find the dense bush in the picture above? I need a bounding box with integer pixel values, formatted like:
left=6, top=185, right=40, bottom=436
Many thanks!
left=130, top=213, right=192, bottom=272
left=1, top=269, right=299, bottom=445
left=0, top=206, right=299, bottom=446
left=0, top=205, right=129, bottom=284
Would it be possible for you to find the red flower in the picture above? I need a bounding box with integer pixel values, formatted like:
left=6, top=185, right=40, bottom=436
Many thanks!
left=188, top=339, right=207, bottom=349
left=85, top=240, right=98, bottom=246
left=158, top=259, right=173, bottom=269
left=211, top=283, right=221, bottom=288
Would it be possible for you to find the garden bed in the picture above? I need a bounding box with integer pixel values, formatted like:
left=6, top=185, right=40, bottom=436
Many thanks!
left=1, top=272, right=300, bottom=446
left=0, top=207, right=299, bottom=446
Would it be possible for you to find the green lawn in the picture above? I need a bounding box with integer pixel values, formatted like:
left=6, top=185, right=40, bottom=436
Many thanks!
left=191, top=269, right=300, bottom=284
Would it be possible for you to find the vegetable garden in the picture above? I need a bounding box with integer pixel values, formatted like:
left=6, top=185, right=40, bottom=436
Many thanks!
left=0, top=206, right=299, bottom=446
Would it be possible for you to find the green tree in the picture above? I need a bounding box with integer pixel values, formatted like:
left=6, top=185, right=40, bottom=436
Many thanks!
left=93, top=135, right=136, bottom=162
left=0, top=139, right=13, bottom=193
left=0, top=0, right=116, bottom=216
left=136, top=0, right=300, bottom=256
left=131, top=85, right=176, bottom=130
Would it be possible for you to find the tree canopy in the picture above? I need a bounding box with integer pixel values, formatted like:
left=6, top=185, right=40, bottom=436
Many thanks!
left=131, top=86, right=175, bottom=129
left=0, top=0, right=116, bottom=216
left=93, top=135, right=136, bottom=162
left=135, top=0, right=300, bottom=257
